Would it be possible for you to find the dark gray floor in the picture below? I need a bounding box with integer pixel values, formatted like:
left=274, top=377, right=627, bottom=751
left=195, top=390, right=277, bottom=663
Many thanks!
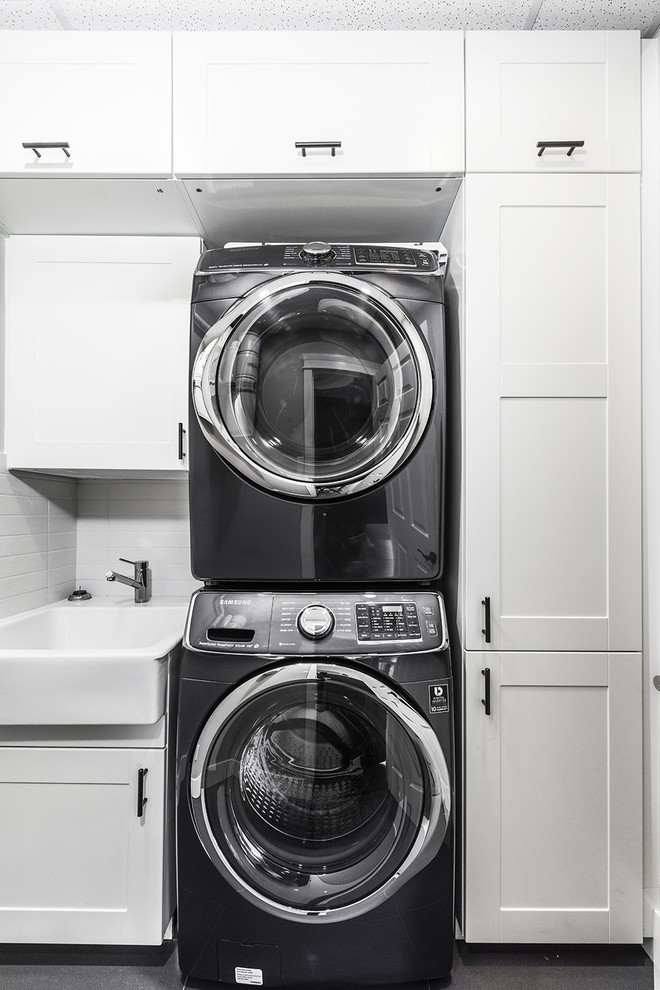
left=0, top=941, right=653, bottom=990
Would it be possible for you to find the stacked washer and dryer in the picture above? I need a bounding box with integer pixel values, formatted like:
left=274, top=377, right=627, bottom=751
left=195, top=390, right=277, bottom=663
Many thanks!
left=176, top=241, right=455, bottom=987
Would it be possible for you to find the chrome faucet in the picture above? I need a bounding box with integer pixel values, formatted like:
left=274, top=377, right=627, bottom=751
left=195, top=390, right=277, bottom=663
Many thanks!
left=105, top=557, right=152, bottom=604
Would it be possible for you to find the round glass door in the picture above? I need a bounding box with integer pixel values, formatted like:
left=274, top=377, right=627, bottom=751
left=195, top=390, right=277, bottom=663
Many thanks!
left=192, top=272, right=434, bottom=499
left=189, top=663, right=451, bottom=923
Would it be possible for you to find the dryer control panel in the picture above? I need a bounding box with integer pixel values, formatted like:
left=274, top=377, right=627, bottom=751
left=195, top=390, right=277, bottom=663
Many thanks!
left=196, top=243, right=441, bottom=275
left=185, top=590, right=448, bottom=656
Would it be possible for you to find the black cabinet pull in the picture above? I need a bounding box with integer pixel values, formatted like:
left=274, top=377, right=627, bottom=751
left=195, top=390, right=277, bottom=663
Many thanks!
left=22, top=141, right=71, bottom=159
left=295, top=140, right=341, bottom=158
left=536, top=140, right=585, bottom=157
left=481, top=596, right=491, bottom=644
left=137, top=768, right=148, bottom=818
left=178, top=422, right=186, bottom=461
left=481, top=668, right=491, bottom=716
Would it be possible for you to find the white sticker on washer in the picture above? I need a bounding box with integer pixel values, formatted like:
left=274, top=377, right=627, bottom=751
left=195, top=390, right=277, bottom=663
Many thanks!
left=235, top=967, right=263, bottom=985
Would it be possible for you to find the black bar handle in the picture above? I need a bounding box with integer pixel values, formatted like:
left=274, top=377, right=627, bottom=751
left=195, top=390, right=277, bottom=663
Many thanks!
left=481, top=668, right=491, bottom=716
left=137, top=768, right=148, bottom=818
left=22, top=141, right=71, bottom=159
left=536, top=140, right=585, bottom=158
left=295, top=140, right=342, bottom=158
left=481, top=596, right=491, bottom=644
left=178, top=422, right=186, bottom=461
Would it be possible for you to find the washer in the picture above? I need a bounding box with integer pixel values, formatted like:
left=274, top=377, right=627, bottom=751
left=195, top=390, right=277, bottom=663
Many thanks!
left=176, top=589, right=454, bottom=987
left=189, top=242, right=446, bottom=584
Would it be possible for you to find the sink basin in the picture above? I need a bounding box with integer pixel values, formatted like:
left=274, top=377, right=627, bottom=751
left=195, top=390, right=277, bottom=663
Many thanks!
left=0, top=598, right=188, bottom=725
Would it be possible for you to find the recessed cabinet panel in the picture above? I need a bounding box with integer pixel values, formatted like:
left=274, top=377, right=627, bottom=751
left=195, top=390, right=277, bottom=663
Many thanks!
left=500, top=397, right=608, bottom=631
left=5, top=236, right=200, bottom=473
left=0, top=33, right=172, bottom=176
left=464, top=173, right=641, bottom=653
left=173, top=32, right=464, bottom=175
left=500, top=683, right=609, bottom=909
left=464, top=651, right=642, bottom=943
left=466, top=31, right=640, bottom=172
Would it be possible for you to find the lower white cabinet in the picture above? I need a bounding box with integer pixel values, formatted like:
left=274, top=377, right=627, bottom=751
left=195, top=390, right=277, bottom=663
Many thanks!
left=5, top=235, right=200, bottom=474
left=0, top=726, right=173, bottom=945
left=464, top=651, right=643, bottom=944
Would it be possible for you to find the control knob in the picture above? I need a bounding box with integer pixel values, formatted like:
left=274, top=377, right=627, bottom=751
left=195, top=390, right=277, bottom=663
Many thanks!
left=297, top=604, right=335, bottom=640
left=301, top=241, right=334, bottom=264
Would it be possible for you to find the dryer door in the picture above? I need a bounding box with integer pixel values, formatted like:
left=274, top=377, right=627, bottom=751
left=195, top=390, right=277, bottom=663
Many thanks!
left=191, top=272, right=434, bottom=500
left=189, top=662, right=451, bottom=924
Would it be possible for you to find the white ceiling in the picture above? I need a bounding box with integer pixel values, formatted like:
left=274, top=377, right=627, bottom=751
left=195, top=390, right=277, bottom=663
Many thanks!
left=0, top=0, right=659, bottom=36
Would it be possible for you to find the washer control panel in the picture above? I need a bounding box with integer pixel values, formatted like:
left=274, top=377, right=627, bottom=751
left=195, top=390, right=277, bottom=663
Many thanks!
left=185, top=590, right=447, bottom=656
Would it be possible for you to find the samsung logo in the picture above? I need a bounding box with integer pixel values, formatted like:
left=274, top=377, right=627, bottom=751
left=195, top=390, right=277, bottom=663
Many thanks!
left=221, top=599, right=252, bottom=605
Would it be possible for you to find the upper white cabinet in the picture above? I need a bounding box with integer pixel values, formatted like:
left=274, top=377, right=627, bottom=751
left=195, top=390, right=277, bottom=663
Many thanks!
left=172, top=32, right=464, bottom=176
left=5, top=236, right=200, bottom=474
left=466, top=31, right=641, bottom=173
left=463, top=173, right=641, bottom=653
left=0, top=32, right=172, bottom=177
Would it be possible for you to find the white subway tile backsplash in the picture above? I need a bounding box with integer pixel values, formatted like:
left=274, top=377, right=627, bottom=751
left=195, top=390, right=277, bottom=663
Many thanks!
left=0, top=470, right=195, bottom=617
left=48, top=530, right=76, bottom=552
left=108, top=498, right=189, bottom=519
left=0, top=468, right=77, bottom=619
left=1, top=514, right=48, bottom=537
left=0, top=552, right=49, bottom=579
left=76, top=478, right=195, bottom=597
left=0, top=590, right=49, bottom=622
left=48, top=548, right=76, bottom=570
left=0, top=533, right=48, bottom=556
left=0, top=569, right=48, bottom=599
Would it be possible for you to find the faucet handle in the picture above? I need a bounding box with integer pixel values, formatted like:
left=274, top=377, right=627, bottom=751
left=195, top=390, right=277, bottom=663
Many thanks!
left=119, top=557, right=149, bottom=566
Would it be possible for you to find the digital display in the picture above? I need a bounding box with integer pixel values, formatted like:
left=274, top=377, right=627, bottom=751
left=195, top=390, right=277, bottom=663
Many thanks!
left=382, top=604, right=403, bottom=613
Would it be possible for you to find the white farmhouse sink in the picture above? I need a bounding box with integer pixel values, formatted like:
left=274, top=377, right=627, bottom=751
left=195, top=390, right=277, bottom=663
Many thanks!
left=0, top=598, right=188, bottom=725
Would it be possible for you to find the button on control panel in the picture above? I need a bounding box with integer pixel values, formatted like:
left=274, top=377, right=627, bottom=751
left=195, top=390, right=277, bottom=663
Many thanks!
left=356, top=602, right=422, bottom=642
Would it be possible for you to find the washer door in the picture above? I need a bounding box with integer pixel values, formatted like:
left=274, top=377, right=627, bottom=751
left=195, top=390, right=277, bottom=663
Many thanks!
left=189, top=662, right=451, bottom=924
left=191, top=272, right=434, bottom=500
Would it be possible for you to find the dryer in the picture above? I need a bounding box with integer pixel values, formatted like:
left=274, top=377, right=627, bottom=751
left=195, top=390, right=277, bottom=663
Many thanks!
left=189, top=242, right=446, bottom=584
left=176, top=588, right=454, bottom=987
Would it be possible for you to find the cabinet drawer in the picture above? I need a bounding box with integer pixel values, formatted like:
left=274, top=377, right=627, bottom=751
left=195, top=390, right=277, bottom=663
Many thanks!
left=466, top=31, right=640, bottom=172
left=0, top=32, right=172, bottom=176
left=173, top=31, right=464, bottom=175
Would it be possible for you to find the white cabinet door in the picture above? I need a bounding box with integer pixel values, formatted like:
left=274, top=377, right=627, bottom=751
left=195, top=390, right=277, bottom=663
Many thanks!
left=464, top=173, right=641, bottom=653
left=173, top=32, right=464, bottom=175
left=5, top=235, right=200, bottom=473
left=0, top=32, right=172, bottom=176
left=466, top=31, right=640, bottom=173
left=0, top=747, right=167, bottom=944
left=464, top=651, right=642, bottom=944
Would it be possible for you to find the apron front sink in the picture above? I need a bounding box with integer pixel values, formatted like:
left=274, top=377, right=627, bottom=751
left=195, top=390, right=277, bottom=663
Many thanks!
left=0, top=599, right=187, bottom=725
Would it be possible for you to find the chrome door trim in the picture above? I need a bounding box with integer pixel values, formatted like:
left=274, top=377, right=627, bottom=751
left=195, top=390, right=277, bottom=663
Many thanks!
left=189, top=661, right=450, bottom=924
left=191, top=271, right=434, bottom=500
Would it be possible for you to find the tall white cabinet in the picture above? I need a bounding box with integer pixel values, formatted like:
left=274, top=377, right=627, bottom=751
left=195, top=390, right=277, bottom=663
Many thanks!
left=463, top=31, right=643, bottom=944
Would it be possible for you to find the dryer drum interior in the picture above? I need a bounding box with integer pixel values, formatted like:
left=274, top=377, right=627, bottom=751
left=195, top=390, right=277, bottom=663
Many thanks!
left=192, top=273, right=435, bottom=499
left=189, top=664, right=451, bottom=920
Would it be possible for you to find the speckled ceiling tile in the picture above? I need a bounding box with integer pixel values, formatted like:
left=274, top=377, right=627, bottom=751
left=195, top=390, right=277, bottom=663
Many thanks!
left=0, top=1, right=62, bottom=29
left=55, top=0, right=535, bottom=31
left=534, top=0, right=659, bottom=32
